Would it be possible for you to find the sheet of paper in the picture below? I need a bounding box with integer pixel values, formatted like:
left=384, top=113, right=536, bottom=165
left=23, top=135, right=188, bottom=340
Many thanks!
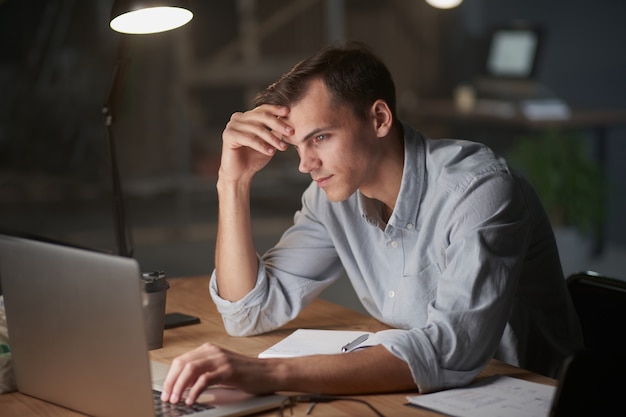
left=258, top=329, right=374, bottom=358
left=407, top=375, right=556, bottom=417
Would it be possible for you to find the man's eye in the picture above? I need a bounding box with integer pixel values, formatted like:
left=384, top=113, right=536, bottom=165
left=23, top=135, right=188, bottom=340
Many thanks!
left=313, top=134, right=327, bottom=142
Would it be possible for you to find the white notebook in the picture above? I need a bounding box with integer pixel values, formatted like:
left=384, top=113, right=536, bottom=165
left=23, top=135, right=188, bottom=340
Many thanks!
left=258, top=329, right=374, bottom=358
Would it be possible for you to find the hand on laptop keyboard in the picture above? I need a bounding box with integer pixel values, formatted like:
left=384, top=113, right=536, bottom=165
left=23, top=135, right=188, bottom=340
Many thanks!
left=153, top=390, right=215, bottom=417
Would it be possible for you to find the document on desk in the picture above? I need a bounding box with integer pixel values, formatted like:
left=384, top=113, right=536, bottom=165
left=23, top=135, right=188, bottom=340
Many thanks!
left=258, top=329, right=374, bottom=358
left=406, top=375, right=556, bottom=417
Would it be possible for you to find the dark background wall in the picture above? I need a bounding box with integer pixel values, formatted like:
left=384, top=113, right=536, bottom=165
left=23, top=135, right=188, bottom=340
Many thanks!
left=448, top=0, right=626, bottom=246
left=0, top=0, right=624, bottom=283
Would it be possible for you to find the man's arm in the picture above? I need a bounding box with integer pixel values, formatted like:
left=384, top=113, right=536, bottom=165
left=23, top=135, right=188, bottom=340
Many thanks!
left=275, top=345, right=416, bottom=394
left=214, top=105, right=293, bottom=301
left=213, top=177, right=257, bottom=300
left=160, top=344, right=417, bottom=405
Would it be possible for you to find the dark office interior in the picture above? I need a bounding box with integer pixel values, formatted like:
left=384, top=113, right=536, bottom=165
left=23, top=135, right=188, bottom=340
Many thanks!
left=1, top=0, right=625, bottom=311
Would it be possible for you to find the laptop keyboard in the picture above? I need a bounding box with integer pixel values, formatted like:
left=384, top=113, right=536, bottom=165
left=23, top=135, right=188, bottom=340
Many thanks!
left=153, top=390, right=216, bottom=417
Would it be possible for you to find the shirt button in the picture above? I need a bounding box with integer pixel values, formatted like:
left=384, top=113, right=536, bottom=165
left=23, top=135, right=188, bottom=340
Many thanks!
left=389, top=241, right=399, bottom=248
left=406, top=223, right=414, bottom=230
left=388, top=290, right=396, bottom=298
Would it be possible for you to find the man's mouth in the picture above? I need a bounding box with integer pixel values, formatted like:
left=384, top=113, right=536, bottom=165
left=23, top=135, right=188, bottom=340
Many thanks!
left=313, top=175, right=332, bottom=188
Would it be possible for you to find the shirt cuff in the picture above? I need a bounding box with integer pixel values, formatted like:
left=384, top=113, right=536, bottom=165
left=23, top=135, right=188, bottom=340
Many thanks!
left=208, top=256, right=270, bottom=335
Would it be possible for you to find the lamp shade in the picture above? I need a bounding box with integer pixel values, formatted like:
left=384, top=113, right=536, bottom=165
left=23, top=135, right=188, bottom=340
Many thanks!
left=110, top=0, right=193, bottom=34
left=425, top=0, right=463, bottom=9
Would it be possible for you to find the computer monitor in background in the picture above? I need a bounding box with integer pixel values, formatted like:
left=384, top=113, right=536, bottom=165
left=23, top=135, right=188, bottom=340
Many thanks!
left=473, top=23, right=549, bottom=102
left=485, top=26, right=541, bottom=79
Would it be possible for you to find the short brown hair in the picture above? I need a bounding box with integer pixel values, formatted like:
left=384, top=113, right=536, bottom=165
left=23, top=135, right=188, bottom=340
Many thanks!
left=253, top=41, right=397, bottom=122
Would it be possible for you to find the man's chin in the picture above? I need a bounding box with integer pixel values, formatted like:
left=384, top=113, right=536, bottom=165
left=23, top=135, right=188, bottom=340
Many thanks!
left=320, top=187, right=353, bottom=203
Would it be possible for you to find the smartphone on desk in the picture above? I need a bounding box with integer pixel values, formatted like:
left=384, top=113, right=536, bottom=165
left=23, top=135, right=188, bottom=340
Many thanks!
left=164, top=312, right=200, bottom=329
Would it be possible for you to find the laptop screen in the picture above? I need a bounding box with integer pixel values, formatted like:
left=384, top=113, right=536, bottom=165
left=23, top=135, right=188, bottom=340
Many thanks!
left=0, top=234, right=285, bottom=417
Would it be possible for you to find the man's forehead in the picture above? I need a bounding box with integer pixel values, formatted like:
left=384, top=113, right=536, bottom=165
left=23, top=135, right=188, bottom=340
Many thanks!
left=288, top=79, right=332, bottom=111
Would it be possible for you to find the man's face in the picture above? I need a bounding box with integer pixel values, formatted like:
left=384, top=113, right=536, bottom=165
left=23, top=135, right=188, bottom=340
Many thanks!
left=282, top=79, right=382, bottom=202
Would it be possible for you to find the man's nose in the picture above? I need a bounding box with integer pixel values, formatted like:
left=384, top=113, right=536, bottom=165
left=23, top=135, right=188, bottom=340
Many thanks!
left=298, top=149, right=320, bottom=174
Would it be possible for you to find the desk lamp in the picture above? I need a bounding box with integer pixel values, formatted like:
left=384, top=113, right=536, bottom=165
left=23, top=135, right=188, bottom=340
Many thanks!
left=103, top=0, right=193, bottom=257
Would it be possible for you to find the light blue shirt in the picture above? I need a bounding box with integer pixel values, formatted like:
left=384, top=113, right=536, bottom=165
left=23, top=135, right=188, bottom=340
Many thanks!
left=210, top=123, right=583, bottom=393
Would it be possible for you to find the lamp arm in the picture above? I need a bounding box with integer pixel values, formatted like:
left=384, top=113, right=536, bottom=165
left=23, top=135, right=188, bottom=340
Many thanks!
left=102, top=37, right=133, bottom=257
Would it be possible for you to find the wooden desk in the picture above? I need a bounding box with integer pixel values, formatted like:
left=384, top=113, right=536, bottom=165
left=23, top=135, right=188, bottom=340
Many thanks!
left=0, top=276, right=556, bottom=416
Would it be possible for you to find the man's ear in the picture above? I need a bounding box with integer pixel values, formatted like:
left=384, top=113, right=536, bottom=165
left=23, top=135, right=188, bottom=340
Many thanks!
left=370, top=100, right=393, bottom=137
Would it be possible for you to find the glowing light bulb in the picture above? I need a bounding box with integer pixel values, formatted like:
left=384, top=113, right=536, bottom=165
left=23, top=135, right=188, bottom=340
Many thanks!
left=110, top=6, right=193, bottom=34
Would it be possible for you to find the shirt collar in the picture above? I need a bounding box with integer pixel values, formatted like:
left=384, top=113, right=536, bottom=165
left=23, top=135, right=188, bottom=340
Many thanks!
left=358, top=122, right=425, bottom=231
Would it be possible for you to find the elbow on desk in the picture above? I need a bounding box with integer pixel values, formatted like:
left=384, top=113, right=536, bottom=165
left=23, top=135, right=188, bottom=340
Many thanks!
left=221, top=319, right=255, bottom=337
left=221, top=315, right=274, bottom=337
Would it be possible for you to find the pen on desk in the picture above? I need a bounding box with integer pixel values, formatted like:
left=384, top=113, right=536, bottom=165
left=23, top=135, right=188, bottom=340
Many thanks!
left=341, top=334, right=369, bottom=353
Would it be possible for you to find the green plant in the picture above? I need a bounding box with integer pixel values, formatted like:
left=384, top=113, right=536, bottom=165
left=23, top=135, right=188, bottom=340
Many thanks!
left=507, top=129, right=607, bottom=237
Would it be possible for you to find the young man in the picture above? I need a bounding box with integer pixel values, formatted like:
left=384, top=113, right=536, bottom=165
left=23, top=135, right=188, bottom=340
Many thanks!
left=161, top=42, right=583, bottom=405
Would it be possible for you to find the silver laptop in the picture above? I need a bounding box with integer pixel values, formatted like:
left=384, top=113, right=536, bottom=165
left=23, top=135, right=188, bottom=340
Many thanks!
left=0, top=234, right=284, bottom=417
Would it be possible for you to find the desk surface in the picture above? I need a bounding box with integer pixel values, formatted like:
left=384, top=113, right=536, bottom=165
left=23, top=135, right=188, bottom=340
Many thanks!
left=0, top=276, right=556, bottom=416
